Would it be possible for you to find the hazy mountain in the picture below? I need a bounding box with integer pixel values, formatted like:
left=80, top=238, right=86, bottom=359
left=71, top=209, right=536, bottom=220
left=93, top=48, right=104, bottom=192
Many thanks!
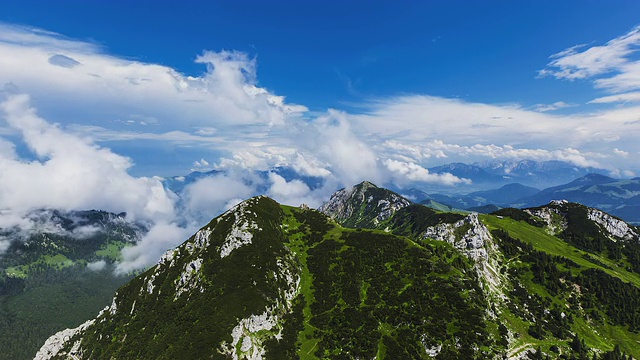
left=407, top=183, right=538, bottom=211
left=428, top=162, right=505, bottom=185
left=0, top=210, right=145, bottom=360
left=474, top=160, right=610, bottom=188
left=36, top=184, right=640, bottom=359
left=468, top=183, right=540, bottom=203
left=426, top=160, right=610, bottom=192
left=514, top=174, right=640, bottom=224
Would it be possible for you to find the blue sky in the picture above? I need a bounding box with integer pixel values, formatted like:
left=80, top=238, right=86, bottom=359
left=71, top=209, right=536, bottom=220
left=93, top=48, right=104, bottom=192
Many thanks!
left=3, top=1, right=639, bottom=110
left=1, top=1, right=640, bottom=269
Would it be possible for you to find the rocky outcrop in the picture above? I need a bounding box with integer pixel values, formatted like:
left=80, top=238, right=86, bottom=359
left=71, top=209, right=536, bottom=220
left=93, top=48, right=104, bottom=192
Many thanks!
left=421, top=213, right=505, bottom=294
left=34, top=319, right=94, bottom=360
left=319, top=181, right=411, bottom=227
left=525, top=204, right=567, bottom=235
left=422, top=213, right=489, bottom=260
left=587, top=208, right=638, bottom=241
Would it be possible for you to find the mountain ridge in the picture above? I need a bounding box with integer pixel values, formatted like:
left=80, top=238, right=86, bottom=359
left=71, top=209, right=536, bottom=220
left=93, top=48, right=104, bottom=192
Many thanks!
left=36, top=184, right=640, bottom=359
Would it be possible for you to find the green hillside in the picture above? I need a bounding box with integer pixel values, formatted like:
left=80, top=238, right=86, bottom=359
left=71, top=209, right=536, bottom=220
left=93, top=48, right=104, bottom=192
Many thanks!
left=36, top=190, right=640, bottom=359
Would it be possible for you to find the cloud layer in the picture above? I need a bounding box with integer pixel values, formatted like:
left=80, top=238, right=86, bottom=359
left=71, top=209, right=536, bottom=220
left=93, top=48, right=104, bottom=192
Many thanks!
left=1, top=23, right=640, bottom=272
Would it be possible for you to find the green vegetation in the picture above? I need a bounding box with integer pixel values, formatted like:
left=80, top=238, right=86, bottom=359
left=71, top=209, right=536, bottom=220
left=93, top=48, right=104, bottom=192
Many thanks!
left=0, top=210, right=141, bottom=360
left=95, top=241, right=128, bottom=261
left=51, top=198, right=504, bottom=359
left=0, top=265, right=132, bottom=360
left=28, top=194, right=640, bottom=359
left=486, top=216, right=640, bottom=358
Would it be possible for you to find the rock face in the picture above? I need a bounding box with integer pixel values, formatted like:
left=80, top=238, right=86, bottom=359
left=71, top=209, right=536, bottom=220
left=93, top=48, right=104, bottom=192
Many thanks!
left=421, top=213, right=490, bottom=260
left=587, top=208, right=638, bottom=241
left=526, top=200, right=640, bottom=242
left=318, top=181, right=411, bottom=228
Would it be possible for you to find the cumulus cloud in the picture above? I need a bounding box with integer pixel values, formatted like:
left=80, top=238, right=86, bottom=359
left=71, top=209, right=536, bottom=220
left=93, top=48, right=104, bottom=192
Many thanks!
left=383, top=159, right=470, bottom=185
left=183, top=174, right=255, bottom=221
left=0, top=95, right=175, bottom=221
left=0, top=23, right=307, bottom=138
left=308, top=110, right=381, bottom=186
left=116, top=222, right=193, bottom=275
left=265, top=172, right=327, bottom=207
left=348, top=95, right=639, bottom=171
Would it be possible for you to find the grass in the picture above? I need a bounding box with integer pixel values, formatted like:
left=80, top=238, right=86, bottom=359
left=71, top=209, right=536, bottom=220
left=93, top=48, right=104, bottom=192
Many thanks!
left=5, top=254, right=75, bottom=278
left=482, top=214, right=640, bottom=358
left=481, top=215, right=640, bottom=288
left=280, top=205, right=321, bottom=360
left=95, top=241, right=127, bottom=261
left=5, top=267, right=27, bottom=278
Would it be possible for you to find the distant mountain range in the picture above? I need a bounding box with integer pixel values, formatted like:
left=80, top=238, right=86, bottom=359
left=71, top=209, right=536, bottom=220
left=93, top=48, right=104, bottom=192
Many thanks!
left=163, top=160, right=616, bottom=196
left=408, top=173, right=640, bottom=224
left=428, top=160, right=611, bottom=190
left=37, top=182, right=640, bottom=359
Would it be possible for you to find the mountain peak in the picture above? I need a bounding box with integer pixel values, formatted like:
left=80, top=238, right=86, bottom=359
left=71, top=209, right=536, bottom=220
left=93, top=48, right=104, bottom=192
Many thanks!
left=319, top=181, right=411, bottom=228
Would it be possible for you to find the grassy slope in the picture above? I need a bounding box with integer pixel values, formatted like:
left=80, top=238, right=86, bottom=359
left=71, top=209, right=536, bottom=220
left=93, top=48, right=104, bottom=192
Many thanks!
left=482, top=215, right=640, bottom=287
left=481, top=215, right=640, bottom=357
left=282, top=205, right=500, bottom=359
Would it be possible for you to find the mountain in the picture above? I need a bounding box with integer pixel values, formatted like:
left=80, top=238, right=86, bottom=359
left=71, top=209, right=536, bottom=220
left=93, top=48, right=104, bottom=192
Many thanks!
left=466, top=183, right=540, bottom=205
left=428, top=162, right=504, bottom=184
left=321, top=183, right=640, bottom=358
left=318, top=181, right=412, bottom=228
left=474, top=160, right=610, bottom=189
left=37, top=185, right=640, bottom=359
left=37, top=196, right=502, bottom=359
left=514, top=174, right=640, bottom=224
left=424, top=160, right=610, bottom=192
left=0, top=210, right=145, bottom=360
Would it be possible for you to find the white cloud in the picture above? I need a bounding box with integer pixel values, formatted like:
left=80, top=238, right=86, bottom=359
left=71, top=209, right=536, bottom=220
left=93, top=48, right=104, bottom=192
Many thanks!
left=266, top=173, right=317, bottom=206
left=0, top=95, right=176, bottom=221
left=531, top=101, right=577, bottom=112
left=590, top=91, right=640, bottom=104
left=183, top=174, right=255, bottom=220
left=345, top=95, right=640, bottom=171
left=309, top=109, right=381, bottom=186
left=193, top=158, right=210, bottom=170
left=291, top=153, right=332, bottom=178
left=540, top=25, right=640, bottom=96
left=116, top=222, right=193, bottom=275
left=87, top=260, right=107, bottom=271
left=613, top=148, right=629, bottom=157
left=383, top=159, right=470, bottom=185
left=0, top=23, right=307, bottom=137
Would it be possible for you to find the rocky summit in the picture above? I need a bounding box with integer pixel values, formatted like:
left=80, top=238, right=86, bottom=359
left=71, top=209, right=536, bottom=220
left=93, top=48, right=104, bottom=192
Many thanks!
left=36, top=182, right=640, bottom=359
